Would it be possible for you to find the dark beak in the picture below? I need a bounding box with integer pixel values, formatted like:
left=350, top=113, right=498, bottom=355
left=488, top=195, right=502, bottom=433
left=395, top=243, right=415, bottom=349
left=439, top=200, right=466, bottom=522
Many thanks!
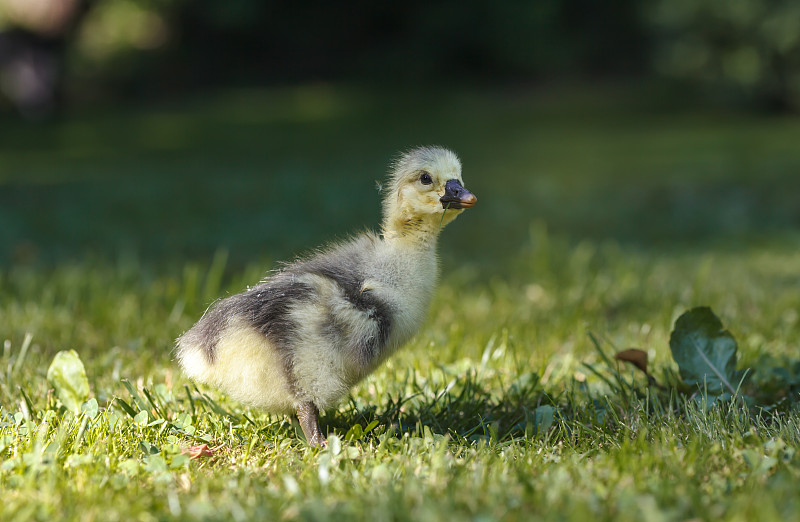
left=440, top=179, right=477, bottom=209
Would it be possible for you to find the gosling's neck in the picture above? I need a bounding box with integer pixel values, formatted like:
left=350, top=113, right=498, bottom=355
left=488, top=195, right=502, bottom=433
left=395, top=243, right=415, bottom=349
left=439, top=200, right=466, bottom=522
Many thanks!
left=380, top=214, right=443, bottom=249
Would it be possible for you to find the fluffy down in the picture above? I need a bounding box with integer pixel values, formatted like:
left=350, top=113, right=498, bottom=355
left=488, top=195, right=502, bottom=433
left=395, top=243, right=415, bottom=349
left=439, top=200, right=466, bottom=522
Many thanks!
left=176, top=146, right=476, bottom=446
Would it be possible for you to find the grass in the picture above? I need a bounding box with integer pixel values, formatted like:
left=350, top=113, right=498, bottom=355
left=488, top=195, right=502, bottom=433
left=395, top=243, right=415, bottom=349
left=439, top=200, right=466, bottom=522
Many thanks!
left=1, top=84, right=800, bottom=521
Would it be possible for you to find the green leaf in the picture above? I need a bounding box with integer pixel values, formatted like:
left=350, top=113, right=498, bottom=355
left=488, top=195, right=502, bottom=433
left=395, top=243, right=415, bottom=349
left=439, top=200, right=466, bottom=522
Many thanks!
left=82, top=398, right=99, bottom=419
left=741, top=449, right=778, bottom=476
left=145, top=455, right=168, bottom=473
left=534, top=405, right=555, bottom=434
left=344, top=423, right=363, bottom=442
left=134, top=410, right=150, bottom=426
left=118, top=458, right=139, bottom=476
left=46, top=350, right=90, bottom=413
left=363, top=420, right=380, bottom=435
left=170, top=454, right=189, bottom=469
left=668, top=307, right=740, bottom=397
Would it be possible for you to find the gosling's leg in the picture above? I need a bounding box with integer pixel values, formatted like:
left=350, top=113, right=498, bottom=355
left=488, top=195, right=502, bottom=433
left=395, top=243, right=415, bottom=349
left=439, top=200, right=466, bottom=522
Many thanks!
left=297, top=402, right=326, bottom=447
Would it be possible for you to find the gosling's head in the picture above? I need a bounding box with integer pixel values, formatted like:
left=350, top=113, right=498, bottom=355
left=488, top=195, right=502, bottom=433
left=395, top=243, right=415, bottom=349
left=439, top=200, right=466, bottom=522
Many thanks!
left=382, top=146, right=477, bottom=240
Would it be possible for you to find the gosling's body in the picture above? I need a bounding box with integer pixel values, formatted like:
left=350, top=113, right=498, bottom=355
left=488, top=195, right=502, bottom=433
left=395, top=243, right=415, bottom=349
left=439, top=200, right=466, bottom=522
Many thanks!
left=176, top=146, right=476, bottom=446
left=179, top=234, right=436, bottom=412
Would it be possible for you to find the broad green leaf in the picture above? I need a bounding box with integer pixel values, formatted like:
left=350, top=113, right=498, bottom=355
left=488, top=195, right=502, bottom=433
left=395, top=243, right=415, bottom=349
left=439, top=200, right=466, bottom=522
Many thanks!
left=534, top=405, right=555, bottom=434
left=82, top=398, right=99, bottom=419
left=344, top=423, right=363, bottom=441
left=741, top=449, right=778, bottom=476
left=327, top=435, right=341, bottom=456
left=170, top=454, right=190, bottom=469
left=668, top=307, right=739, bottom=397
left=134, top=410, right=150, bottom=426
left=46, top=350, right=90, bottom=413
left=118, top=458, right=139, bottom=476
left=144, top=455, right=168, bottom=473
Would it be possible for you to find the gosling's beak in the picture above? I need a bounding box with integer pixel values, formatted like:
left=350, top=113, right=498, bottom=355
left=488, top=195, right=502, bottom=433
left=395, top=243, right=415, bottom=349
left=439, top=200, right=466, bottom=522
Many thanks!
left=440, top=179, right=477, bottom=209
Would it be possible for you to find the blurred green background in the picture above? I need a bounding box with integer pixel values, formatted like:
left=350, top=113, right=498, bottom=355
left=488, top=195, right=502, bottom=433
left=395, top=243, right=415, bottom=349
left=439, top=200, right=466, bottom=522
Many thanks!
left=0, top=0, right=799, bottom=270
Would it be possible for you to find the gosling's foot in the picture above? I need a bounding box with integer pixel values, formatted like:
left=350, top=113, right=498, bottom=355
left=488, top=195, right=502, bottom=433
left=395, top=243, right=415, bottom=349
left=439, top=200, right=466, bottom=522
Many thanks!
left=296, top=402, right=327, bottom=448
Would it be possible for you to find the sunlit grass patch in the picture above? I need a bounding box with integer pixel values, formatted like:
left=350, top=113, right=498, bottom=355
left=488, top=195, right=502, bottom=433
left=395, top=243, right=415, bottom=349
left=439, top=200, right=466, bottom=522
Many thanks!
left=2, top=228, right=799, bottom=521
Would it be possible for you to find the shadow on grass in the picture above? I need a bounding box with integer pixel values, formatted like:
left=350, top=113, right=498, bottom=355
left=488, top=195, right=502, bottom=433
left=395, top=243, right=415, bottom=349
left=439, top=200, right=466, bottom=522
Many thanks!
left=318, top=352, right=800, bottom=448
left=113, top=354, right=800, bottom=453
left=319, top=370, right=564, bottom=444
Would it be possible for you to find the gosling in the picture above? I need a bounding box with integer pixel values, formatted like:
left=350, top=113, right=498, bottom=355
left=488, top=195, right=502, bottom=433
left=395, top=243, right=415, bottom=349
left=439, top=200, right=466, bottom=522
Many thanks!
left=176, top=146, right=477, bottom=447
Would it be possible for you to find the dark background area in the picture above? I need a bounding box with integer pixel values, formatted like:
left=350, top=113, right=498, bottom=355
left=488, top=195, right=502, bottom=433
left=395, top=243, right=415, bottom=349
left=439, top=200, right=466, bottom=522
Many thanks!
left=0, top=0, right=799, bottom=270
left=2, top=0, right=799, bottom=114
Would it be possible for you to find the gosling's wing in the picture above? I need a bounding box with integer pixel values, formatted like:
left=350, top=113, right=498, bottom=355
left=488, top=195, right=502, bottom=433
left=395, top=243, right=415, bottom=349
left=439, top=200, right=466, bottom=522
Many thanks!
left=293, top=235, right=393, bottom=361
left=175, top=273, right=317, bottom=410
left=176, top=273, right=314, bottom=363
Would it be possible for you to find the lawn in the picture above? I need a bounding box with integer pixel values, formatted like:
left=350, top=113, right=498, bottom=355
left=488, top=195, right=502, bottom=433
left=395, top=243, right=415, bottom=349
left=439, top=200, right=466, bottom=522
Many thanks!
left=1, top=85, right=800, bottom=521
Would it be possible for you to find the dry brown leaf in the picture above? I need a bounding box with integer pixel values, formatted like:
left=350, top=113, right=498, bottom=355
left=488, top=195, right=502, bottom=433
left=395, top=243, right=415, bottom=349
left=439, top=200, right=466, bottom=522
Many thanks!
left=182, top=444, right=216, bottom=459
left=614, top=348, right=648, bottom=374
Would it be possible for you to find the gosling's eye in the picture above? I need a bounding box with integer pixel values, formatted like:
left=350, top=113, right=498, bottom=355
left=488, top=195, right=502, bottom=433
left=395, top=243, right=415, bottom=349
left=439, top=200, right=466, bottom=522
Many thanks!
left=420, top=172, right=433, bottom=185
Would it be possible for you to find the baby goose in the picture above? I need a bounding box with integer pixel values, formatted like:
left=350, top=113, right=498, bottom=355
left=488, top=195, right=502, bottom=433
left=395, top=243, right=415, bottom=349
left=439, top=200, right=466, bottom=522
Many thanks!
left=176, top=146, right=476, bottom=447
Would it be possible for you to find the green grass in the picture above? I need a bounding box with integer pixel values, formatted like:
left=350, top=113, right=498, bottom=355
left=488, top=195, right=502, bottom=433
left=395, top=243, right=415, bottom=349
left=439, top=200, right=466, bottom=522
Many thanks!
left=1, top=84, right=800, bottom=521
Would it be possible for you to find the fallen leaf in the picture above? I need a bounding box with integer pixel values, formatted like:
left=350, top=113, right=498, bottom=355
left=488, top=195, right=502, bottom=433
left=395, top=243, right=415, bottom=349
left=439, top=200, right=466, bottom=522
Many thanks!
left=181, top=444, right=218, bottom=459
left=615, top=348, right=648, bottom=374
left=46, top=350, right=90, bottom=413
left=669, top=306, right=742, bottom=398
left=534, top=404, right=555, bottom=434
